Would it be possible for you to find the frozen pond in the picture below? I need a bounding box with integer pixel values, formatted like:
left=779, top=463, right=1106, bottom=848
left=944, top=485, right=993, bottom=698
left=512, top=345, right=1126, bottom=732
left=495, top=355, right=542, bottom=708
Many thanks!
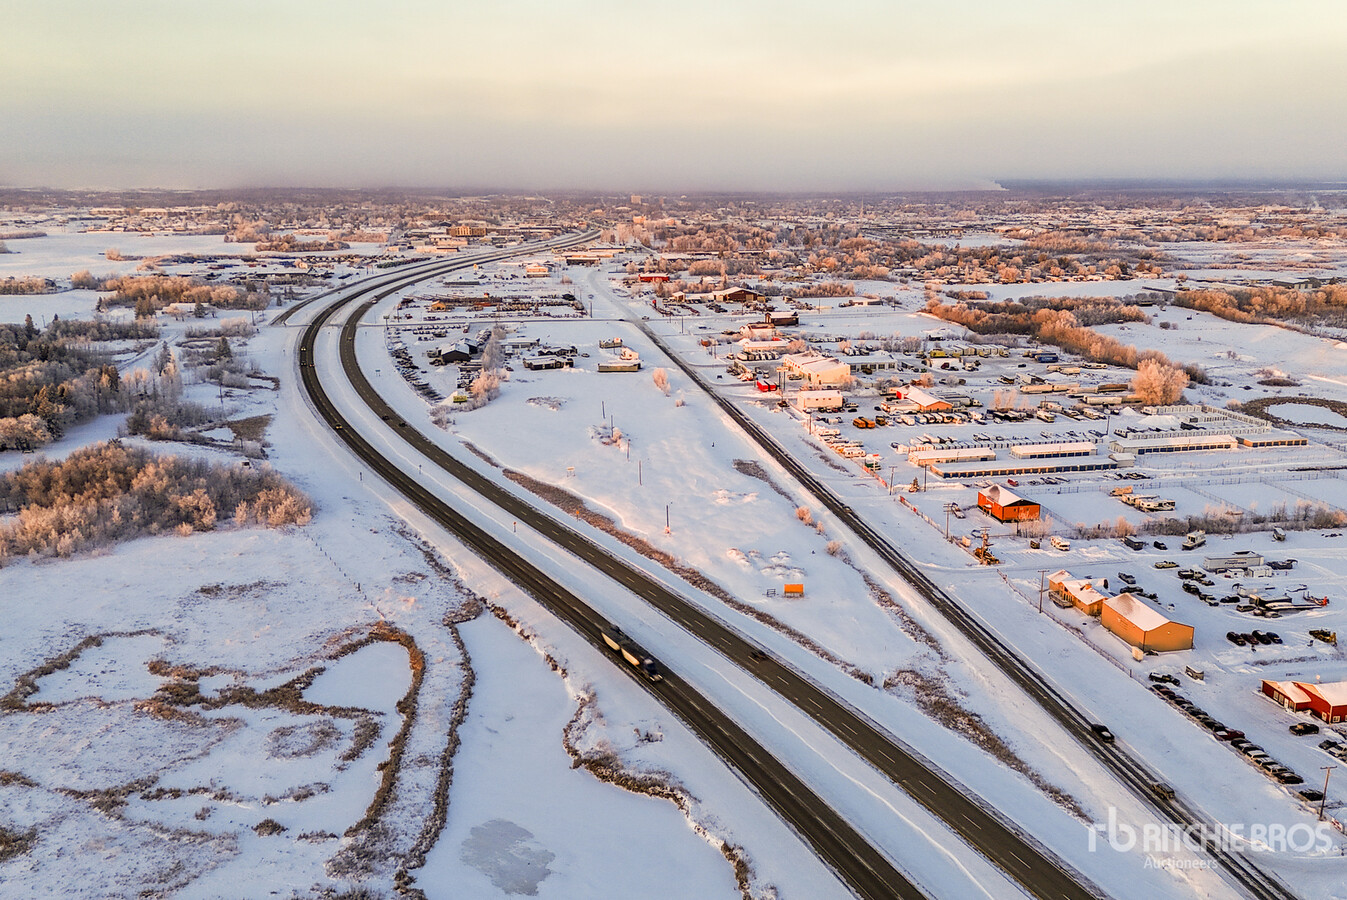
left=1264, top=402, right=1347, bottom=429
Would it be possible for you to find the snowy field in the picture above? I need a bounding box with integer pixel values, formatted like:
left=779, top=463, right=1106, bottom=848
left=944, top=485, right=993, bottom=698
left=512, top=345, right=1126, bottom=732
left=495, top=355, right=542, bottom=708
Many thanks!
left=5, top=230, right=1347, bottom=899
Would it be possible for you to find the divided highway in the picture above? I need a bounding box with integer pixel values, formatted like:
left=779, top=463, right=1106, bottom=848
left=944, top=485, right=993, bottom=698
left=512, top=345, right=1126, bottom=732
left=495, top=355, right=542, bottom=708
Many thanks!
left=295, top=242, right=1109, bottom=900
left=294, top=242, right=931, bottom=900
left=637, top=323, right=1300, bottom=900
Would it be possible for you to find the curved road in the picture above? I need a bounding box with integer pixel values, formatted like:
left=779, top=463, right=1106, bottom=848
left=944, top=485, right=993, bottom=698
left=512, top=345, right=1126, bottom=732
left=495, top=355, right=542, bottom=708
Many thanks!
left=296, top=241, right=931, bottom=900
left=298, top=246, right=1111, bottom=900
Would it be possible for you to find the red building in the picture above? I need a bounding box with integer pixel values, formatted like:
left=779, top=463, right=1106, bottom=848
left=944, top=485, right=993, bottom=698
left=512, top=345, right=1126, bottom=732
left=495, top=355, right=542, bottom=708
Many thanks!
left=976, top=485, right=1041, bottom=522
left=1262, top=679, right=1347, bottom=723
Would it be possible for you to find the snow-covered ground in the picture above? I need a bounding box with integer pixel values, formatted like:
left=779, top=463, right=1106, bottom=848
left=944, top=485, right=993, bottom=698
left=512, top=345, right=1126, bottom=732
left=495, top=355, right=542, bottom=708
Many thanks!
left=5, top=230, right=1347, bottom=899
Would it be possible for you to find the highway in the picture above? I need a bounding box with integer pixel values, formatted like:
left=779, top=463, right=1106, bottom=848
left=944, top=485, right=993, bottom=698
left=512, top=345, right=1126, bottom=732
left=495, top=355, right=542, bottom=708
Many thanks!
left=294, top=241, right=933, bottom=900
left=295, top=241, right=1111, bottom=900
left=636, top=321, right=1300, bottom=900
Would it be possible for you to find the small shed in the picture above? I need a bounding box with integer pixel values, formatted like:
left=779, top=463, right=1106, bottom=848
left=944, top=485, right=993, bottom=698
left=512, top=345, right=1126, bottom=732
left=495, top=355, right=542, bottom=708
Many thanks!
left=977, top=485, right=1040, bottom=522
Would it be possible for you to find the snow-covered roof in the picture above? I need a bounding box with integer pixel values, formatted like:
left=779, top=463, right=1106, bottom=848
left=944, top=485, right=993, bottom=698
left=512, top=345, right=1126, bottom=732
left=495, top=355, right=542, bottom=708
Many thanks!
left=978, top=484, right=1032, bottom=507
left=1263, top=680, right=1313, bottom=706
left=1104, top=592, right=1178, bottom=633
left=1302, top=681, right=1347, bottom=709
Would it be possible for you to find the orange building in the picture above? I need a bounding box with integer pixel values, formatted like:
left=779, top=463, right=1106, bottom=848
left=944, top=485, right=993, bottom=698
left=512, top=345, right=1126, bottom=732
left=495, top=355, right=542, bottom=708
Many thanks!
left=977, top=485, right=1041, bottom=522
left=1101, top=593, right=1194, bottom=652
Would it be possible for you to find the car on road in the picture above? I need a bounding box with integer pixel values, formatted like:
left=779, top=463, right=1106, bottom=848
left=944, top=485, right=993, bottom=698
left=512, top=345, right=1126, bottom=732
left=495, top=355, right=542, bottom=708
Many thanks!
left=1090, top=723, right=1116, bottom=743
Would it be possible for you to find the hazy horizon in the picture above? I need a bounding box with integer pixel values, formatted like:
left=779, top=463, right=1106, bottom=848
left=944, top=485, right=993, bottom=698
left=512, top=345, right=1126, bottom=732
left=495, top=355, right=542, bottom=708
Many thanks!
left=5, top=0, right=1345, bottom=192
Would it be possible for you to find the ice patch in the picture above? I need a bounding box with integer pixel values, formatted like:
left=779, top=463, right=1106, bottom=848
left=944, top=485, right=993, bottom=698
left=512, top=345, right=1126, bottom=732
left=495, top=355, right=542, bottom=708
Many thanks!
left=459, top=819, right=555, bottom=895
left=30, top=634, right=169, bottom=704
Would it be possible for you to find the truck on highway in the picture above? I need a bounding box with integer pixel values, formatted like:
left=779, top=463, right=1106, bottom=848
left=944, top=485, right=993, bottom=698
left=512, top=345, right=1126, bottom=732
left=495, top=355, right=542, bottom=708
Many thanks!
left=602, top=626, right=664, bottom=682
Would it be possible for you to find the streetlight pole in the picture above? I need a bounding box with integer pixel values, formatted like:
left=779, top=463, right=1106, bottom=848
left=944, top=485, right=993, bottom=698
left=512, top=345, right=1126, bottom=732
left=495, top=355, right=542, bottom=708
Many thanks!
left=1321, top=765, right=1336, bottom=821
left=1039, top=568, right=1049, bottom=614
left=665, top=503, right=671, bottom=534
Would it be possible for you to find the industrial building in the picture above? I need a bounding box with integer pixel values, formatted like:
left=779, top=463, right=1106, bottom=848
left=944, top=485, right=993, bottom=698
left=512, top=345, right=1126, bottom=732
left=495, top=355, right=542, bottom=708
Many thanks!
left=1262, top=680, right=1347, bottom=724
left=781, top=353, right=851, bottom=387
left=1101, top=593, right=1194, bottom=652
left=909, top=446, right=997, bottom=467
left=928, top=457, right=1119, bottom=479
left=1237, top=431, right=1309, bottom=449
left=1108, top=433, right=1238, bottom=455
left=1009, top=441, right=1097, bottom=460
left=976, top=485, right=1041, bottom=522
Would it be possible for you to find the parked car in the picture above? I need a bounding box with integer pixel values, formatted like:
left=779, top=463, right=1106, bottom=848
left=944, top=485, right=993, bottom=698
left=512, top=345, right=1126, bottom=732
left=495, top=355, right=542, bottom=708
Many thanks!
left=1227, top=631, right=1247, bottom=646
left=1269, top=632, right=1283, bottom=644
left=1291, top=722, right=1320, bottom=736
left=1118, top=572, right=1137, bottom=585
left=1153, top=541, right=1168, bottom=550
left=1299, top=789, right=1325, bottom=802
left=1214, top=729, right=1244, bottom=741
left=1154, top=560, right=1178, bottom=569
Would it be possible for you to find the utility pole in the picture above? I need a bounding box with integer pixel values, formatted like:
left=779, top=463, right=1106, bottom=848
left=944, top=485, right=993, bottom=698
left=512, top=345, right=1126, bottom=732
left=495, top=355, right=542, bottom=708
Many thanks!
left=1321, top=766, right=1336, bottom=821
left=1039, top=569, right=1049, bottom=613
left=943, top=502, right=955, bottom=541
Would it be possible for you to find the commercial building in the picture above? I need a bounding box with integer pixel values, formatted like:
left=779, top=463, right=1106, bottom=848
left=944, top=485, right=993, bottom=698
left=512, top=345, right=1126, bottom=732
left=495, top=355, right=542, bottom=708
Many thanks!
left=1047, top=570, right=1108, bottom=616
left=1009, top=441, right=1097, bottom=460
left=976, top=485, right=1040, bottom=522
left=781, top=353, right=851, bottom=387
left=1262, top=680, right=1347, bottom=724
left=1101, top=593, right=1194, bottom=652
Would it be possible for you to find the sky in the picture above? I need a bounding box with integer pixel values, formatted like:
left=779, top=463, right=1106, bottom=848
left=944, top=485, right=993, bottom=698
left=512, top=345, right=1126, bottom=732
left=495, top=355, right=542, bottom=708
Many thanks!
left=4, top=0, right=1346, bottom=192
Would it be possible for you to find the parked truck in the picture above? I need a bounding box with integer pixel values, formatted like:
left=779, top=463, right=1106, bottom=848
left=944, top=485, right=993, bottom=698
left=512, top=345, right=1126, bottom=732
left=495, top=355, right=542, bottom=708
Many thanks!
left=601, top=626, right=664, bottom=682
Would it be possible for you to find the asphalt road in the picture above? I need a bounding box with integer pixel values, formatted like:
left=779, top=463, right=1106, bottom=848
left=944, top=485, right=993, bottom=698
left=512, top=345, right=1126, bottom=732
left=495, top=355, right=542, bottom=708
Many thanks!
left=295, top=244, right=1118, bottom=900
left=296, top=241, right=931, bottom=900
left=638, top=322, right=1300, bottom=900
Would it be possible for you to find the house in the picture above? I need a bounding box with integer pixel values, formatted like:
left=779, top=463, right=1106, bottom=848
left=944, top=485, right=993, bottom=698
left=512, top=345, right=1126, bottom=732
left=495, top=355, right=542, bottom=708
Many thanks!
left=976, top=485, right=1040, bottom=522
left=1047, top=571, right=1108, bottom=616
left=1101, top=593, right=1194, bottom=652
left=638, top=273, right=670, bottom=283
left=781, top=353, right=851, bottom=387
left=766, top=310, right=799, bottom=327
